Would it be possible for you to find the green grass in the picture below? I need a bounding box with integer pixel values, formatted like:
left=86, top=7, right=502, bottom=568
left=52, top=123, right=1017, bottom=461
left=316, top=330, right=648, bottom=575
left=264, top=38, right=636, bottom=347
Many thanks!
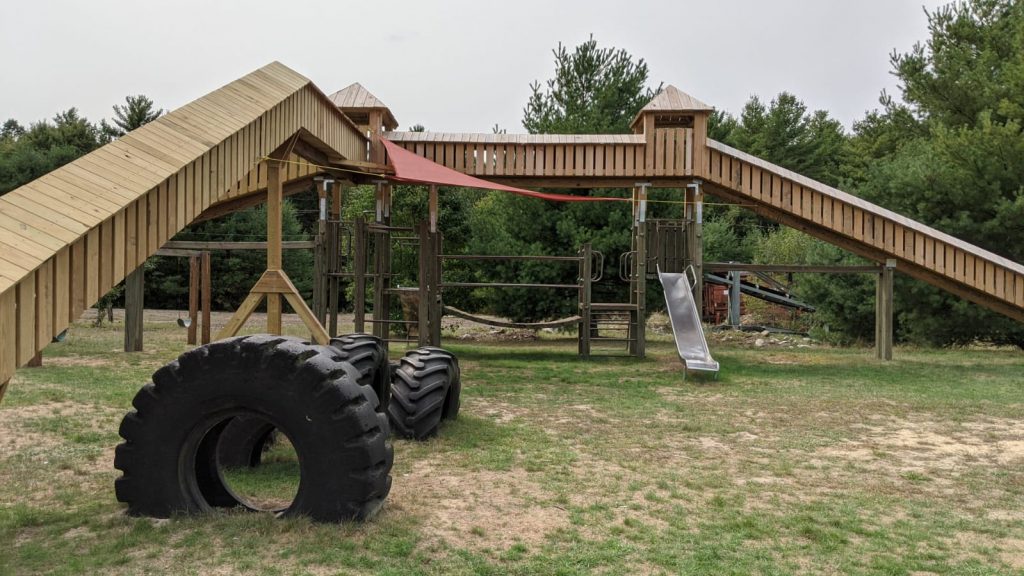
left=1, top=314, right=1022, bottom=575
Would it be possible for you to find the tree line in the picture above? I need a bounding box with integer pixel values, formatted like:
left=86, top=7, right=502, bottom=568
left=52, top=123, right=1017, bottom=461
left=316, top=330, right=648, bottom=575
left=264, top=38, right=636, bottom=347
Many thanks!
left=2, top=0, right=1021, bottom=347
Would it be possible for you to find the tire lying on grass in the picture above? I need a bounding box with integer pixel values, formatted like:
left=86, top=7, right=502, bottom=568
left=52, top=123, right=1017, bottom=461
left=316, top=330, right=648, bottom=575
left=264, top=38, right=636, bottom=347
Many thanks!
left=114, top=335, right=393, bottom=522
left=216, top=333, right=389, bottom=469
left=329, top=333, right=390, bottom=412
left=387, top=347, right=461, bottom=440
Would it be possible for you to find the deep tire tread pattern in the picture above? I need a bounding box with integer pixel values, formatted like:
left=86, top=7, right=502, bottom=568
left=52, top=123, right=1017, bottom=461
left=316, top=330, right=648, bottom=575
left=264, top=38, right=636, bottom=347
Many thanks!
left=387, top=347, right=461, bottom=440
left=114, top=335, right=393, bottom=522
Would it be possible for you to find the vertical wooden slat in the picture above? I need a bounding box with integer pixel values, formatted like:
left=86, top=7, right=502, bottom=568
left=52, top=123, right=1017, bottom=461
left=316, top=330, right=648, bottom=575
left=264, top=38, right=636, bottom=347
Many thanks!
left=0, top=288, right=15, bottom=385
left=17, top=274, right=36, bottom=365
left=85, top=228, right=100, bottom=307
left=113, top=210, right=126, bottom=282
left=70, top=238, right=86, bottom=321
left=99, top=219, right=114, bottom=294
left=35, top=262, right=53, bottom=349
left=53, top=247, right=69, bottom=332
left=147, top=189, right=159, bottom=253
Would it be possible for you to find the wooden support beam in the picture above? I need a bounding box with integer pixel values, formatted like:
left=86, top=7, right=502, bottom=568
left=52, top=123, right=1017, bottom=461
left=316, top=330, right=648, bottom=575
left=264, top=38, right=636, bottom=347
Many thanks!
left=633, top=186, right=648, bottom=358
left=188, top=255, right=199, bottom=345
left=216, top=291, right=263, bottom=341
left=705, top=263, right=882, bottom=274
left=162, top=241, right=314, bottom=251
left=418, top=222, right=430, bottom=346
left=353, top=218, right=367, bottom=333
left=124, top=267, right=144, bottom=352
left=876, top=259, right=895, bottom=361
left=579, top=243, right=592, bottom=359
left=216, top=269, right=329, bottom=344
left=201, top=251, right=211, bottom=345
left=191, top=177, right=319, bottom=224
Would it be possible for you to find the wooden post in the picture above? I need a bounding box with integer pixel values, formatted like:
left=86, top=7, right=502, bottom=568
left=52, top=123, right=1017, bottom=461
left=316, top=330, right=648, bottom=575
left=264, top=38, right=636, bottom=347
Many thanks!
left=428, top=185, right=439, bottom=233
left=689, top=182, right=705, bottom=317
left=430, top=231, right=443, bottom=346
left=875, top=259, right=895, bottom=361
left=124, top=267, right=144, bottom=352
left=27, top=352, right=42, bottom=368
left=633, top=185, right=648, bottom=358
left=327, top=182, right=344, bottom=337
left=326, top=220, right=339, bottom=337
left=728, top=270, right=742, bottom=327
left=188, top=255, right=199, bottom=345
left=371, top=183, right=393, bottom=342
left=354, top=217, right=367, bottom=333
left=201, top=251, right=212, bottom=345
left=417, top=222, right=430, bottom=347
left=579, top=243, right=592, bottom=359
left=266, top=159, right=283, bottom=335
left=215, top=138, right=330, bottom=345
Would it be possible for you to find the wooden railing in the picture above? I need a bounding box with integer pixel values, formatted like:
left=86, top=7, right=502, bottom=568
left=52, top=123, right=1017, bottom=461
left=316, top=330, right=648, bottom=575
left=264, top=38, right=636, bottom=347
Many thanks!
left=701, top=139, right=1024, bottom=321
left=387, top=128, right=694, bottom=178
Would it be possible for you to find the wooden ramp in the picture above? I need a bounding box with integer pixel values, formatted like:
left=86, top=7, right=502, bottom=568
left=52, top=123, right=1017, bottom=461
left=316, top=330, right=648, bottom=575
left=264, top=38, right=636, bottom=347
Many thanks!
left=0, top=62, right=368, bottom=394
left=701, top=139, right=1024, bottom=323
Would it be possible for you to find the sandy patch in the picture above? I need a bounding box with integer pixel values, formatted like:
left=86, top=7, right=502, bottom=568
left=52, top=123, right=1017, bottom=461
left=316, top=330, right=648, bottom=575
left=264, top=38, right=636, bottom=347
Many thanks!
left=387, top=460, right=568, bottom=552
left=817, top=416, right=1024, bottom=473
left=41, top=355, right=115, bottom=368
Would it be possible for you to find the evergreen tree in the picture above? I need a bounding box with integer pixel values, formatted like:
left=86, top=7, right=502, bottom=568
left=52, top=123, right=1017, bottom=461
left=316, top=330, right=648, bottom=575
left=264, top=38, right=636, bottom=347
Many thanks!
left=467, top=37, right=660, bottom=321
left=101, top=95, right=163, bottom=139
left=849, top=0, right=1024, bottom=346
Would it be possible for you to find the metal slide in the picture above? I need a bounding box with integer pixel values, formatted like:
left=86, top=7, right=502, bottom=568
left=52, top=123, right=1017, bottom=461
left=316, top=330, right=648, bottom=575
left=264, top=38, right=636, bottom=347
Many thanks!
left=658, top=266, right=720, bottom=375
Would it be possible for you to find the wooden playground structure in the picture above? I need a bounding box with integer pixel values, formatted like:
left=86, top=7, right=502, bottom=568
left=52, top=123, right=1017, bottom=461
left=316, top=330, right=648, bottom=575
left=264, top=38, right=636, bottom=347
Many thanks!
left=2, top=61, right=1024, bottom=399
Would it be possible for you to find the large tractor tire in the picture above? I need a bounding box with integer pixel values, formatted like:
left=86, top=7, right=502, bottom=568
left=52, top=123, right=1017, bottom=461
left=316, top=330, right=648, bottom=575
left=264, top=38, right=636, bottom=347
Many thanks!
left=114, top=335, right=393, bottom=522
left=216, top=333, right=389, bottom=469
left=329, top=333, right=390, bottom=412
left=387, top=347, right=461, bottom=440
left=216, top=415, right=277, bottom=469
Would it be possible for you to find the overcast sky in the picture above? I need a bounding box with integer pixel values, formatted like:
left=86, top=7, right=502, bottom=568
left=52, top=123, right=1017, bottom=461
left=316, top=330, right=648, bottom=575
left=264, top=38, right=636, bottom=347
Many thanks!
left=1, top=0, right=947, bottom=134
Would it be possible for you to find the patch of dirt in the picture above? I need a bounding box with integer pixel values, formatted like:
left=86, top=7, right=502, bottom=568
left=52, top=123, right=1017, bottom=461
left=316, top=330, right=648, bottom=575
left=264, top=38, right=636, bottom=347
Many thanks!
left=0, top=401, right=87, bottom=452
left=464, top=397, right=528, bottom=424
left=816, top=416, right=1024, bottom=473
left=387, top=460, right=567, bottom=552
left=949, top=531, right=1024, bottom=570
left=41, top=355, right=114, bottom=368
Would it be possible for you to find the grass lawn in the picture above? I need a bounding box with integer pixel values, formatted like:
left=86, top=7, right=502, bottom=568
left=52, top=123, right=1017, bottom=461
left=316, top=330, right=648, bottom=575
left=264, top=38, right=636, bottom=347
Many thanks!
left=1, top=311, right=1022, bottom=575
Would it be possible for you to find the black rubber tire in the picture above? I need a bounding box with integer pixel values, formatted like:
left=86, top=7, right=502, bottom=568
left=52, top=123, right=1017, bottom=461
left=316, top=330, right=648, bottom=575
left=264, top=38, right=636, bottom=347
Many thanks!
left=216, top=416, right=277, bottom=469
left=328, top=333, right=390, bottom=412
left=114, top=335, right=393, bottom=522
left=416, top=347, right=461, bottom=421
left=387, top=347, right=460, bottom=440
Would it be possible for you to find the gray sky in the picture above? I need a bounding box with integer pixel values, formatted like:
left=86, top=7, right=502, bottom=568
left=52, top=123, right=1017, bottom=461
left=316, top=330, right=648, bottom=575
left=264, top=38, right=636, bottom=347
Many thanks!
left=1, top=0, right=947, bottom=133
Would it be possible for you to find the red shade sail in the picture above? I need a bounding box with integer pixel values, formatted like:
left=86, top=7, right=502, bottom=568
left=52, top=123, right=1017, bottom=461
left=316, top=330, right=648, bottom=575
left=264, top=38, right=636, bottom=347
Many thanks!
left=381, top=138, right=627, bottom=202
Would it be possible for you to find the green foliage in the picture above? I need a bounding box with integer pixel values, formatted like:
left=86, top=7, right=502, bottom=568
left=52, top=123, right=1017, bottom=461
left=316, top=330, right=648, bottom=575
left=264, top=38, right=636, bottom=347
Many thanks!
left=849, top=0, right=1024, bottom=347
left=463, top=37, right=659, bottom=321
left=100, top=95, right=163, bottom=139
left=724, top=92, right=850, bottom=187
left=147, top=202, right=313, bottom=311
left=0, top=109, right=103, bottom=195
left=755, top=227, right=876, bottom=343
left=523, top=35, right=659, bottom=134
